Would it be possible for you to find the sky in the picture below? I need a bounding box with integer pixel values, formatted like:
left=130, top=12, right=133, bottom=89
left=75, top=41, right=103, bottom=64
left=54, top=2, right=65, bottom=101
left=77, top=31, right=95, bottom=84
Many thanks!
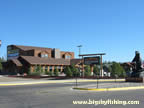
left=0, top=0, right=144, bottom=62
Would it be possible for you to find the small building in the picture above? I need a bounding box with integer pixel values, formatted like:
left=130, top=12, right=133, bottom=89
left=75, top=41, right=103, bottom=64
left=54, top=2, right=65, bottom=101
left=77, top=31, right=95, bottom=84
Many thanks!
left=2, top=45, right=75, bottom=75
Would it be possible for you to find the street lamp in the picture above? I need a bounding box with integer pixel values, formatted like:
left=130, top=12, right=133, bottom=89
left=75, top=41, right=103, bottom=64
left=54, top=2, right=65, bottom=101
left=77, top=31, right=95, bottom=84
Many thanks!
left=0, top=40, right=1, bottom=57
left=77, top=45, right=82, bottom=56
left=77, top=45, right=82, bottom=75
left=75, top=45, right=82, bottom=87
left=0, top=40, right=1, bottom=47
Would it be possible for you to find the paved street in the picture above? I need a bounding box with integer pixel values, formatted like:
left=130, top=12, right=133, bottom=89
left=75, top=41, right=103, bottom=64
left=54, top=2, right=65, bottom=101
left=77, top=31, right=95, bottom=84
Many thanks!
left=0, top=80, right=144, bottom=108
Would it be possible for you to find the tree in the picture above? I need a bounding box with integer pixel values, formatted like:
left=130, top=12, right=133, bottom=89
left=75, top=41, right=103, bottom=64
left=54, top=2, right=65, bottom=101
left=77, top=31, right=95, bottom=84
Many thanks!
left=0, top=57, right=5, bottom=72
left=75, top=68, right=80, bottom=77
left=84, top=65, right=91, bottom=77
left=107, top=65, right=112, bottom=73
left=41, top=66, right=45, bottom=75
left=27, top=67, right=31, bottom=75
left=45, top=69, right=49, bottom=75
left=54, top=68, right=59, bottom=76
left=49, top=71, right=53, bottom=76
left=30, top=65, right=41, bottom=76
left=64, top=66, right=73, bottom=77
left=93, top=65, right=100, bottom=76
left=111, top=62, right=126, bottom=77
left=0, top=61, right=2, bottom=72
left=70, top=64, right=80, bottom=77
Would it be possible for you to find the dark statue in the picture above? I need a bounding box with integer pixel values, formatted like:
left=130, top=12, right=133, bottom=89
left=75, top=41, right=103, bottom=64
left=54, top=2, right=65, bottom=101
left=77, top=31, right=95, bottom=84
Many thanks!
left=131, top=51, right=144, bottom=77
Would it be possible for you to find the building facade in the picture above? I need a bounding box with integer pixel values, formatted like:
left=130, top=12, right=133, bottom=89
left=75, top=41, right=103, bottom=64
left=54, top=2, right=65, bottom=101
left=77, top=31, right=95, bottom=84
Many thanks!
left=3, top=45, right=78, bottom=75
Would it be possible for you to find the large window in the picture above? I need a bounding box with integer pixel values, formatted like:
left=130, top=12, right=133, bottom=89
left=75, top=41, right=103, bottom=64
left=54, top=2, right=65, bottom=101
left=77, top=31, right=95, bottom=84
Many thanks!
left=41, top=54, right=48, bottom=58
left=65, top=55, right=71, bottom=59
left=57, top=66, right=61, bottom=72
left=49, top=66, right=53, bottom=72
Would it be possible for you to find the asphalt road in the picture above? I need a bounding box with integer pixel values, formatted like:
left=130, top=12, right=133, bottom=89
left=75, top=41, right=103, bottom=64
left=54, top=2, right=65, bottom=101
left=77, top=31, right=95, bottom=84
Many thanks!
left=0, top=82, right=144, bottom=108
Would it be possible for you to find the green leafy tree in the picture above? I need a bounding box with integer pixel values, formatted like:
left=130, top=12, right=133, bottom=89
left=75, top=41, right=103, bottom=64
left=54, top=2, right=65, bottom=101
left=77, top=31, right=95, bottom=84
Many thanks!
left=75, top=68, right=80, bottom=77
left=111, top=62, right=126, bottom=77
left=0, top=61, right=2, bottom=72
left=0, top=57, right=5, bottom=72
left=30, top=65, right=41, bottom=76
left=54, top=68, right=59, bottom=76
left=41, top=66, right=45, bottom=75
left=64, top=66, right=73, bottom=77
left=107, top=65, right=112, bottom=72
left=70, top=64, right=80, bottom=77
left=45, top=69, right=49, bottom=75
left=93, top=65, right=100, bottom=76
left=84, top=65, right=91, bottom=77
left=27, top=67, right=31, bottom=75
left=49, top=71, right=53, bottom=76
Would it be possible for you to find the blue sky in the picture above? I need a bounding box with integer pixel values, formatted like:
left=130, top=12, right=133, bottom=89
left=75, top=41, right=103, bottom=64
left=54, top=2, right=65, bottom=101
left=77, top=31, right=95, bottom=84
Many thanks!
left=0, top=0, right=144, bottom=62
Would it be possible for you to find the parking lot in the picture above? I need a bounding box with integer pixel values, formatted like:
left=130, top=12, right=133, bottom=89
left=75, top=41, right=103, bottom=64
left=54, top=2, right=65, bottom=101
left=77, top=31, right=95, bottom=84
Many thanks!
left=0, top=76, right=143, bottom=108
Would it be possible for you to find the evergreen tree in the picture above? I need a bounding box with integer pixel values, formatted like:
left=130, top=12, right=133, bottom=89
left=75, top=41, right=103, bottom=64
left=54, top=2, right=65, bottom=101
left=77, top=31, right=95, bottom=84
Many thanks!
left=64, top=66, right=73, bottom=77
left=111, top=62, right=126, bottom=77
left=0, top=57, right=5, bottom=72
left=27, top=67, right=31, bottom=75
left=93, top=65, right=100, bottom=76
left=45, top=69, right=49, bottom=75
left=0, top=61, right=2, bottom=72
left=54, top=68, right=59, bottom=76
left=84, top=65, right=91, bottom=77
left=70, top=64, right=80, bottom=77
left=107, top=65, right=112, bottom=72
left=49, top=71, right=53, bottom=76
left=31, top=65, right=41, bottom=76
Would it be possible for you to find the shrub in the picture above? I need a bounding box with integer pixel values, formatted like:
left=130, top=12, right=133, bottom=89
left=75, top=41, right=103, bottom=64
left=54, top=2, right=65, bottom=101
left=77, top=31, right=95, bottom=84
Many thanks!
left=111, top=62, right=126, bottom=77
left=70, top=64, right=80, bottom=77
left=29, top=65, right=41, bottom=76
left=84, top=65, right=91, bottom=77
left=49, top=71, right=53, bottom=76
left=54, top=68, right=59, bottom=76
left=64, top=66, right=73, bottom=77
left=93, top=65, right=100, bottom=76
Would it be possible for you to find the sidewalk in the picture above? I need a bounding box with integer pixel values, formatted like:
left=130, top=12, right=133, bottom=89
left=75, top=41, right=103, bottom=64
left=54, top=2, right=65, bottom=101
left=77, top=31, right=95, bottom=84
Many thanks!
left=73, top=82, right=144, bottom=91
left=0, top=75, right=125, bottom=86
left=75, top=82, right=144, bottom=88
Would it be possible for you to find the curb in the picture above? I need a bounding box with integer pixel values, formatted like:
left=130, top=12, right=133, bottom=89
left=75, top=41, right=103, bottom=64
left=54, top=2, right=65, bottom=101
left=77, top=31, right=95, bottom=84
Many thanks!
left=0, top=79, right=125, bottom=86
left=73, top=86, right=144, bottom=92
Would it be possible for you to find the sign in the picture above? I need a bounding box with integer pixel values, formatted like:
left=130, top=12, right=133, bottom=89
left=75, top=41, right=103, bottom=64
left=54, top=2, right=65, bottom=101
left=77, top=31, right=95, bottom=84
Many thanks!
left=84, top=57, right=100, bottom=65
left=7, top=49, right=19, bottom=60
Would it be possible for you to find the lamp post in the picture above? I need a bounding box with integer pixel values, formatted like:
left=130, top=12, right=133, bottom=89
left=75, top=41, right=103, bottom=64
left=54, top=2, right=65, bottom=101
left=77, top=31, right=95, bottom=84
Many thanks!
left=77, top=45, right=82, bottom=76
left=75, top=45, right=82, bottom=87
left=0, top=40, right=1, bottom=56
left=0, top=40, right=1, bottom=47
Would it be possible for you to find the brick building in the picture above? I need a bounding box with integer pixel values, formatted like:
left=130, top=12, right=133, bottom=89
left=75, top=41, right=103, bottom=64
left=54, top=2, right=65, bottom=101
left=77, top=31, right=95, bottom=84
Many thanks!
left=2, top=45, right=81, bottom=75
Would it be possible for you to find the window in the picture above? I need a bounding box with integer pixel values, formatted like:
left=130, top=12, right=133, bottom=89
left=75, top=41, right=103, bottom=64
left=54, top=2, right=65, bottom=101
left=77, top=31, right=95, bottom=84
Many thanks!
left=58, top=66, right=61, bottom=72
left=45, top=54, right=48, bottom=57
left=49, top=66, right=53, bottom=72
left=65, top=55, right=71, bottom=59
left=41, top=54, right=48, bottom=58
